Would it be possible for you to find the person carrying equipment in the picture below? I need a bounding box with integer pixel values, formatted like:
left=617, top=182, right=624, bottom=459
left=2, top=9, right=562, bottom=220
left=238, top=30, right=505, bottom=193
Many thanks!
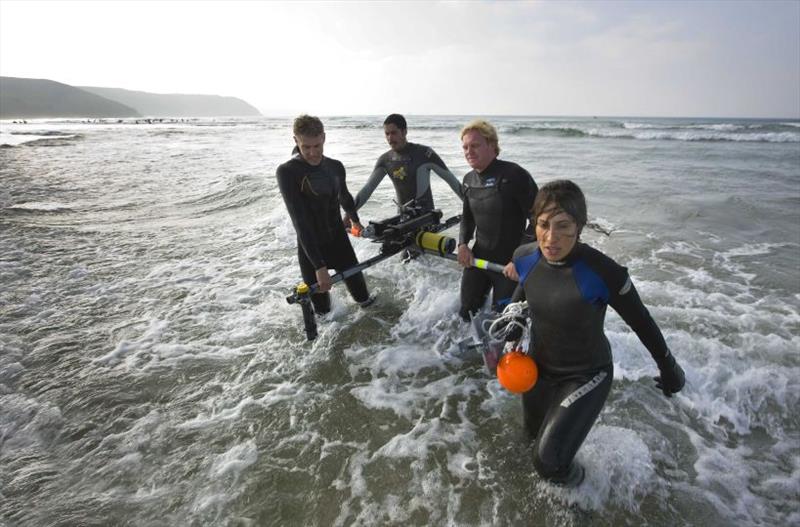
left=350, top=114, right=463, bottom=216
left=505, top=179, right=686, bottom=487
left=277, top=115, right=374, bottom=317
left=457, top=119, right=538, bottom=321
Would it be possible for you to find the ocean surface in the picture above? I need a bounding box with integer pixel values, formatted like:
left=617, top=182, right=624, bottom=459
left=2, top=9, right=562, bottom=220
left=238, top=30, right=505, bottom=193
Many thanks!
left=1, top=115, right=798, bottom=526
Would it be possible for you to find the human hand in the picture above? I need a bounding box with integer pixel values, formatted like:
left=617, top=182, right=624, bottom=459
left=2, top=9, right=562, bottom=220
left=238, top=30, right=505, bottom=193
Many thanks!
left=315, top=267, right=332, bottom=293
left=502, top=262, right=519, bottom=281
left=342, top=213, right=352, bottom=229
left=457, top=244, right=474, bottom=267
left=350, top=221, right=364, bottom=237
left=654, top=353, right=685, bottom=397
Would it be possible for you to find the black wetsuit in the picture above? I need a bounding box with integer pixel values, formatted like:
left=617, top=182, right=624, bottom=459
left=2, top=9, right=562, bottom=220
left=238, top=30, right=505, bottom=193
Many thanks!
left=458, top=158, right=537, bottom=320
left=354, top=142, right=463, bottom=212
left=277, top=153, right=369, bottom=313
left=510, top=241, right=675, bottom=483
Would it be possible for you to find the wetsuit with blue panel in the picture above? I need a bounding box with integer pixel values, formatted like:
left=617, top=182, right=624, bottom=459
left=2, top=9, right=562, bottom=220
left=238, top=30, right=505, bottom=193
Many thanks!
left=277, top=153, right=370, bottom=314
left=458, top=159, right=537, bottom=320
left=510, top=241, right=681, bottom=485
left=354, top=142, right=463, bottom=212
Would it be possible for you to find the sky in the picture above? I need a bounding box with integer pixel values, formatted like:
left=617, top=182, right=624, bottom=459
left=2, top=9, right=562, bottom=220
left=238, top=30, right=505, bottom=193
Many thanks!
left=1, top=0, right=798, bottom=118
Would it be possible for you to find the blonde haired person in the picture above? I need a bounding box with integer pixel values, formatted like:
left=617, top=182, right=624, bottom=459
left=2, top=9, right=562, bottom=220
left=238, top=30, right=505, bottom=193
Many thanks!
left=457, top=119, right=538, bottom=321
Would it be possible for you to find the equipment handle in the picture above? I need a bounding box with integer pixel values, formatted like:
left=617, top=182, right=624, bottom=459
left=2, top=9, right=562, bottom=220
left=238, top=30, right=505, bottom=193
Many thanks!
left=286, top=250, right=395, bottom=305
left=421, top=250, right=506, bottom=274
left=287, top=211, right=464, bottom=341
left=301, top=300, right=318, bottom=340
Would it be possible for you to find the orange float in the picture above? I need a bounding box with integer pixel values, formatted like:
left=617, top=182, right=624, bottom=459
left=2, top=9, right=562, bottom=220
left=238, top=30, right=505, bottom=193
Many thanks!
left=497, top=351, right=538, bottom=393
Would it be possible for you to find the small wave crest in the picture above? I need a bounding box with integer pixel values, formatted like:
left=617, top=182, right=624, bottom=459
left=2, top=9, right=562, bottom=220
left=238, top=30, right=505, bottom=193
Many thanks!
left=0, top=132, right=79, bottom=147
left=501, top=125, right=588, bottom=138
left=4, top=201, right=74, bottom=212
left=171, top=174, right=267, bottom=216
left=618, top=121, right=800, bottom=142
left=590, top=128, right=799, bottom=143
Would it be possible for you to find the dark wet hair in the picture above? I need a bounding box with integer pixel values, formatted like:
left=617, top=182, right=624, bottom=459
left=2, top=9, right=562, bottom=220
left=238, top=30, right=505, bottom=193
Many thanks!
left=293, top=114, right=324, bottom=137
left=383, top=113, right=407, bottom=131
left=532, top=180, right=588, bottom=233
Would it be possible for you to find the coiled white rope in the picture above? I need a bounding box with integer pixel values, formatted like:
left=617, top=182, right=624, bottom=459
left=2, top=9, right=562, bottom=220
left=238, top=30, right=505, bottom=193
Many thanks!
left=485, top=301, right=529, bottom=342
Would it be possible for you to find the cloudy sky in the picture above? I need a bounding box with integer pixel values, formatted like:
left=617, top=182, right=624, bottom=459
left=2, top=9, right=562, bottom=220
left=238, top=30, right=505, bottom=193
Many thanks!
left=1, top=0, right=798, bottom=118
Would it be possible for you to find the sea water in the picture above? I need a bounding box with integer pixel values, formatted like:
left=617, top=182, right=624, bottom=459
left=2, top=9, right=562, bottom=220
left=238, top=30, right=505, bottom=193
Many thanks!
left=1, top=115, right=798, bottom=526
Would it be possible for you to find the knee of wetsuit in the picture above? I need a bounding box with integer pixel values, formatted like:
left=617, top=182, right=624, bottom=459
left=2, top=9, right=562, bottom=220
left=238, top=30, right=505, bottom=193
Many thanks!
left=311, top=292, right=331, bottom=314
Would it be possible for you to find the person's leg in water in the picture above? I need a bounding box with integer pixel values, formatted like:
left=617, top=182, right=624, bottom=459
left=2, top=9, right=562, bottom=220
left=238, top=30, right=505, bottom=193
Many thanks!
left=327, top=231, right=374, bottom=307
left=459, top=267, right=493, bottom=322
left=297, top=246, right=332, bottom=314
left=522, top=365, right=613, bottom=487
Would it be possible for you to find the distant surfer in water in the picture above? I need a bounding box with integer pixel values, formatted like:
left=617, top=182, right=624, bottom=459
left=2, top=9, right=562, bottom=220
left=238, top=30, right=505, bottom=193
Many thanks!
left=457, top=119, right=538, bottom=321
left=506, top=179, right=686, bottom=487
left=277, top=115, right=374, bottom=314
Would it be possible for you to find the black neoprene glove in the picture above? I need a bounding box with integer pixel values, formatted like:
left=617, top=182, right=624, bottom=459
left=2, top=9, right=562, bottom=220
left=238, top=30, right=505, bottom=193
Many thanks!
left=654, top=352, right=685, bottom=397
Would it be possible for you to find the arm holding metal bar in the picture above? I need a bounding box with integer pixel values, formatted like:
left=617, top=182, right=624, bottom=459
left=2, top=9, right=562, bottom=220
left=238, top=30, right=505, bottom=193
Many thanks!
left=286, top=202, right=462, bottom=341
left=415, top=230, right=506, bottom=273
left=420, top=250, right=506, bottom=274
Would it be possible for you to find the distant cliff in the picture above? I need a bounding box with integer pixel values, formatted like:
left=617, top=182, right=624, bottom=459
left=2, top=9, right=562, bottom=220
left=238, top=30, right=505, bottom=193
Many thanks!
left=0, top=77, right=140, bottom=118
left=0, top=76, right=262, bottom=118
left=80, top=86, right=261, bottom=117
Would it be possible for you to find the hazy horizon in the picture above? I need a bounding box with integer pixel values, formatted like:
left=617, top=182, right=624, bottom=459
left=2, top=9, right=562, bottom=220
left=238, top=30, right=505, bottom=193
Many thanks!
left=2, top=0, right=798, bottom=119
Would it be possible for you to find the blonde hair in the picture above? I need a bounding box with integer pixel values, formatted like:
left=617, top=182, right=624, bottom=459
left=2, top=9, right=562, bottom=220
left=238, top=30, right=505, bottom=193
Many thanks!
left=460, top=119, right=500, bottom=155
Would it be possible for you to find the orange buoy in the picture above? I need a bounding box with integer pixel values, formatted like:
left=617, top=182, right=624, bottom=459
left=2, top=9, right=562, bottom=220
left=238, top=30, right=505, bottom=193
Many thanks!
left=497, top=350, right=538, bottom=393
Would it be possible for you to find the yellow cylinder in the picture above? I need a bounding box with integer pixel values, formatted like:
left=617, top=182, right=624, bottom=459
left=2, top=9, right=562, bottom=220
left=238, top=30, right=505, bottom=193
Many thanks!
left=416, top=231, right=456, bottom=255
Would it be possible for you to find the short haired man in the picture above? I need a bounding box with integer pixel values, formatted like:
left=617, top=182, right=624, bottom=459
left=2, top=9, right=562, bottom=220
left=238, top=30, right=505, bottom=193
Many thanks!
left=351, top=113, right=463, bottom=214
left=277, top=114, right=373, bottom=314
left=457, top=119, right=538, bottom=321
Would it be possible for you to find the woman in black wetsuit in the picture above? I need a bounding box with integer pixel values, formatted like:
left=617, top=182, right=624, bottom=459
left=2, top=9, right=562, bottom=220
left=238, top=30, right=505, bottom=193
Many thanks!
left=507, top=180, right=686, bottom=487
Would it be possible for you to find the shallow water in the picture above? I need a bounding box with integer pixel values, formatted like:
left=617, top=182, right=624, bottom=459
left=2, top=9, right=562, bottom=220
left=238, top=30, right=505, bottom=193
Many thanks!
left=1, top=116, right=798, bottom=526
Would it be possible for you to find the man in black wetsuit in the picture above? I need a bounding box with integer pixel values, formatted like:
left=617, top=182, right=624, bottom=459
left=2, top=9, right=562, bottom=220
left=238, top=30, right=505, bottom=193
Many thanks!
left=351, top=114, right=463, bottom=215
left=457, top=119, right=538, bottom=321
left=276, top=115, right=373, bottom=314
left=507, top=180, right=686, bottom=487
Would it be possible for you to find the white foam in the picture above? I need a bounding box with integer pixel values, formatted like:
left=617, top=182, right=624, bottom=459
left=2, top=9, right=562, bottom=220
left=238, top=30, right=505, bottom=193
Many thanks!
left=177, top=396, right=256, bottom=430
left=210, top=440, right=258, bottom=480
left=178, top=382, right=310, bottom=431
left=682, top=424, right=773, bottom=525
left=0, top=393, right=64, bottom=451
left=93, top=318, right=169, bottom=366
left=95, top=410, right=162, bottom=455
left=5, top=201, right=73, bottom=211
left=545, top=425, right=658, bottom=512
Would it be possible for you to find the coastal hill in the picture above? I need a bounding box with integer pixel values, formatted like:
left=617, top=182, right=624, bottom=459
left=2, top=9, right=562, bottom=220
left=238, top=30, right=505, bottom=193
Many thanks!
left=80, top=86, right=261, bottom=117
left=0, top=76, right=262, bottom=118
left=0, top=77, right=139, bottom=118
